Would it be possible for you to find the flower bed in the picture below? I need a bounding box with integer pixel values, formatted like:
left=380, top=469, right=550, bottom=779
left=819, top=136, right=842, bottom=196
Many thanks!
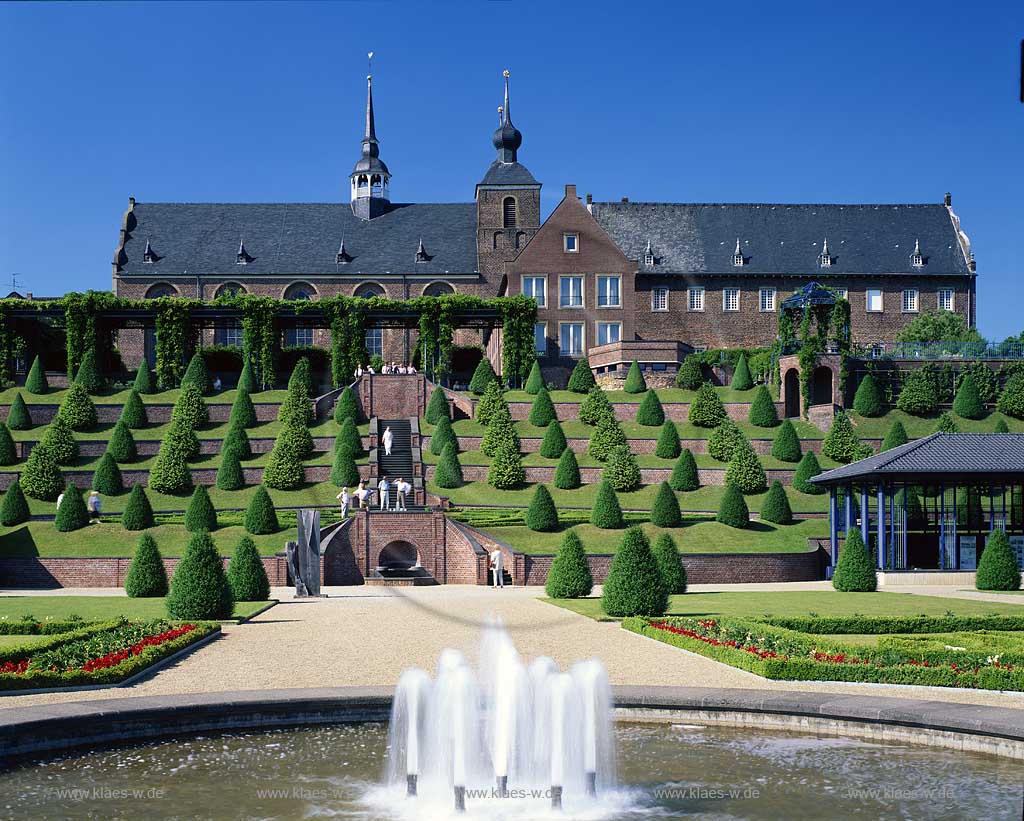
left=623, top=616, right=1024, bottom=691
left=759, top=614, right=1024, bottom=635
left=0, top=619, right=219, bottom=691
left=0, top=616, right=98, bottom=636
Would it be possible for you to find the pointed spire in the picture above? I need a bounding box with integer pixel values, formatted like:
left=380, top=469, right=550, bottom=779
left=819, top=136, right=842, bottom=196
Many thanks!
left=734, top=238, right=741, bottom=255
left=363, top=74, right=378, bottom=155
left=415, top=238, right=432, bottom=263
left=237, top=238, right=253, bottom=264
left=733, top=238, right=744, bottom=266
left=502, top=69, right=512, bottom=125
left=913, top=238, right=921, bottom=255
left=336, top=237, right=352, bottom=264
left=822, top=237, right=829, bottom=256
left=819, top=238, right=832, bottom=267
left=143, top=238, right=156, bottom=263
left=491, top=69, right=523, bottom=163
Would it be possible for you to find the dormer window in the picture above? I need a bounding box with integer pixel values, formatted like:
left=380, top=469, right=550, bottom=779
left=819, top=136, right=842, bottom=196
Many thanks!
left=643, top=240, right=655, bottom=267
left=818, top=238, right=832, bottom=268
left=732, top=238, right=745, bottom=267
left=563, top=233, right=579, bottom=254
left=911, top=239, right=924, bottom=268
left=236, top=240, right=254, bottom=265
left=143, top=239, right=157, bottom=264
left=415, top=238, right=432, bottom=263
left=336, top=239, right=352, bottom=264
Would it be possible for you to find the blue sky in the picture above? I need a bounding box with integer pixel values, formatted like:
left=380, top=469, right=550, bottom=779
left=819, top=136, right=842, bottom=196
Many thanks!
left=1, top=0, right=1021, bottom=337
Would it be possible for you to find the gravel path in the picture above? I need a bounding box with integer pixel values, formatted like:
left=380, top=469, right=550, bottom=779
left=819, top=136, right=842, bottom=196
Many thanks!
left=2, top=585, right=1024, bottom=711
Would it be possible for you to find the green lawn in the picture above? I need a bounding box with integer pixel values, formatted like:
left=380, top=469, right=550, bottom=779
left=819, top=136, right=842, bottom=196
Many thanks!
left=548, top=590, right=1024, bottom=621
left=0, top=634, right=52, bottom=649
left=7, top=416, right=361, bottom=443
left=0, top=387, right=290, bottom=406
left=502, top=385, right=778, bottom=405
left=432, top=417, right=825, bottom=441
left=0, top=596, right=273, bottom=622
left=847, top=409, right=1023, bottom=439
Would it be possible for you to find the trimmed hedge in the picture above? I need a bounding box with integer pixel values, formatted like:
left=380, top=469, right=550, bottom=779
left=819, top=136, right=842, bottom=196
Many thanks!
left=539, top=419, right=567, bottom=458
left=334, top=386, right=360, bottom=425
left=675, top=356, right=703, bottom=390
left=730, top=353, right=753, bottom=391
left=0, top=479, right=30, bottom=526
left=181, top=351, right=213, bottom=395
left=288, top=357, right=313, bottom=398
left=238, top=360, right=257, bottom=393
left=486, top=441, right=525, bottom=489
left=602, top=527, right=667, bottom=617
left=587, top=414, right=627, bottom=462
left=133, top=361, right=156, bottom=394
left=245, top=485, right=279, bottom=534
left=976, top=529, right=1021, bottom=591
left=20, top=444, right=63, bottom=501
left=853, top=374, right=884, bottom=417
left=652, top=532, right=686, bottom=595
left=166, top=531, right=233, bottom=620
left=952, top=373, right=985, bottom=419
left=603, top=446, right=641, bottom=491
left=228, top=535, right=270, bottom=601
left=650, top=481, right=681, bottom=527
left=262, top=443, right=304, bottom=490
left=545, top=530, right=593, bottom=598
left=997, top=372, right=1024, bottom=419
left=330, top=444, right=360, bottom=487
left=6, top=393, right=32, bottom=430
left=688, top=382, right=727, bottom=428
left=184, top=485, right=218, bottom=532
left=793, top=451, right=824, bottom=494
left=216, top=445, right=245, bottom=490
left=336, top=416, right=363, bottom=457
left=57, top=382, right=97, bottom=431
left=474, top=381, right=506, bottom=426
left=230, top=386, right=257, bottom=429
left=725, top=439, right=767, bottom=494
left=528, top=387, right=557, bottom=426
left=25, top=356, right=48, bottom=394
left=480, top=404, right=519, bottom=457
left=0, top=422, right=16, bottom=466
left=567, top=358, right=596, bottom=393
left=277, top=418, right=313, bottom=459
left=579, top=386, right=615, bottom=426
left=655, top=419, right=680, bottom=459
left=125, top=533, right=168, bottom=598
left=148, top=423, right=195, bottom=494
left=822, top=412, right=870, bottom=464
left=91, top=452, right=123, bottom=495
left=74, top=350, right=104, bottom=393
left=525, top=484, right=559, bottom=531
left=41, top=416, right=78, bottom=465
left=223, top=422, right=252, bottom=461
left=623, top=360, right=647, bottom=394
left=707, top=419, right=745, bottom=463
left=994, top=417, right=1010, bottom=433
left=434, top=443, right=464, bottom=488
left=553, top=447, right=581, bottom=489
left=771, top=419, right=802, bottom=462
left=106, top=419, right=138, bottom=463
left=120, top=389, right=148, bottom=429
left=748, top=385, right=778, bottom=427
left=716, top=483, right=749, bottom=528
left=121, top=484, right=155, bottom=530
left=670, top=449, right=700, bottom=492
left=55, top=483, right=89, bottom=532
left=764, top=613, right=1024, bottom=634
left=172, top=384, right=209, bottom=429
left=425, top=386, right=449, bottom=424
left=636, top=390, right=664, bottom=426
left=832, top=528, right=877, bottom=592
left=523, top=361, right=544, bottom=395
left=897, top=369, right=939, bottom=416
left=760, top=480, right=793, bottom=525
left=470, top=357, right=499, bottom=395
left=430, top=415, right=457, bottom=456
left=590, top=481, right=624, bottom=529
left=881, top=420, right=909, bottom=451
left=277, top=385, right=312, bottom=428
left=935, top=411, right=959, bottom=433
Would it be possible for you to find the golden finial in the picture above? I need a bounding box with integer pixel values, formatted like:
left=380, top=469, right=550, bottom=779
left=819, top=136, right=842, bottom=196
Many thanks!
left=498, top=106, right=503, bottom=114
left=503, top=69, right=510, bottom=78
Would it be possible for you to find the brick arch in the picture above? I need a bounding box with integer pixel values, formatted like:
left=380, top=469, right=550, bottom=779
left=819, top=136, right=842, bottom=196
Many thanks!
left=377, top=540, right=419, bottom=570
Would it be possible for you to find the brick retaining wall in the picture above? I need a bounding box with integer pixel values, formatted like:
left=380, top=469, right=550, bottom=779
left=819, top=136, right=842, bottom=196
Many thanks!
left=0, top=464, right=336, bottom=491
left=0, top=403, right=281, bottom=426
left=507, top=401, right=782, bottom=423
left=0, top=556, right=289, bottom=589
left=424, top=462, right=799, bottom=487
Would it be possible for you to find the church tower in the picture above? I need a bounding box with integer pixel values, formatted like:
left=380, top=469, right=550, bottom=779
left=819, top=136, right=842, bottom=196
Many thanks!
left=350, top=72, right=391, bottom=220
left=476, top=70, right=541, bottom=291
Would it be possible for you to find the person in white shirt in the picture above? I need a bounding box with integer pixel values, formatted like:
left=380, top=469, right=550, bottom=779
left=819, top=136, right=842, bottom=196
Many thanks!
left=394, top=477, right=410, bottom=511
left=407, top=363, right=417, bottom=374
left=56, top=492, right=65, bottom=511
left=355, top=365, right=363, bottom=378
left=87, top=491, right=102, bottom=523
left=336, top=487, right=350, bottom=518
left=377, top=475, right=390, bottom=511
left=382, top=426, right=393, bottom=456
left=490, top=548, right=505, bottom=588
left=355, top=480, right=368, bottom=509
left=213, top=376, right=222, bottom=392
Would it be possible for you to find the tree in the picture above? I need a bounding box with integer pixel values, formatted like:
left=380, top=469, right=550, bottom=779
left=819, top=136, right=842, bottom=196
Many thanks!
left=0, top=479, right=30, bottom=526
left=832, top=528, right=877, bottom=592
left=897, top=369, right=939, bottom=416
left=124, top=533, right=168, bottom=598
left=539, top=419, right=567, bottom=459
left=603, top=446, right=641, bottom=491
left=652, top=532, right=686, bottom=595
left=181, top=351, right=213, bottom=395
left=434, top=443, right=464, bottom=488
left=935, top=411, right=959, bottom=433
left=655, top=420, right=681, bottom=459
left=238, top=359, right=258, bottom=393
left=487, top=441, right=525, bottom=489
left=230, top=386, right=257, bottom=429
left=20, top=445, right=63, bottom=501
left=245, top=485, right=279, bottom=534
left=853, top=374, right=885, bottom=417
left=330, top=446, right=360, bottom=487
left=567, top=358, right=596, bottom=393
left=771, top=419, right=802, bottom=462
left=91, top=452, right=123, bottom=495
left=55, top=482, right=89, bottom=532
left=708, top=419, right=745, bottom=463
left=74, top=350, right=104, bottom=393
left=896, top=310, right=983, bottom=344
left=166, top=531, right=233, bottom=620
left=57, top=382, right=97, bottom=431
left=172, top=384, right=209, bottom=429
left=217, top=446, right=245, bottom=490
left=528, top=387, right=557, bottom=427
left=760, top=480, right=793, bottom=525
left=121, top=484, right=155, bottom=530
left=725, top=439, right=767, bottom=493
left=881, top=420, right=909, bottom=451
left=670, top=449, right=700, bottom=492
left=952, top=373, right=985, bottom=420
left=6, top=393, right=32, bottom=430
left=336, top=416, right=363, bottom=457
left=675, top=356, right=703, bottom=390
left=587, top=414, right=627, bottom=462
left=333, top=386, right=361, bottom=424
left=120, top=388, right=148, bottom=429
left=425, top=386, right=449, bottom=425
left=525, top=484, right=559, bottom=531
left=975, top=529, right=1022, bottom=591
left=228, top=535, right=270, bottom=601
left=0, top=422, right=16, bottom=466
left=278, top=384, right=312, bottom=427
left=184, top=485, right=217, bottom=532
left=475, top=381, right=506, bottom=426
left=650, top=481, right=681, bottom=527
left=223, top=422, right=252, bottom=461
left=469, top=357, right=499, bottom=395
left=997, top=372, right=1024, bottom=419
left=793, top=451, right=825, bottom=494
left=716, top=483, right=749, bottom=528
left=40, top=417, right=79, bottom=465
left=523, top=361, right=544, bottom=395
left=636, top=390, right=665, bottom=426
left=133, top=360, right=156, bottom=394
left=149, top=423, right=194, bottom=494
left=545, top=530, right=593, bottom=598
left=688, top=382, right=727, bottom=428
left=822, top=412, right=870, bottom=464
left=262, top=443, right=305, bottom=490
left=553, top=447, right=581, bottom=489
left=730, top=353, right=753, bottom=391
left=481, top=404, right=519, bottom=457
left=994, top=417, right=1010, bottom=433
left=623, top=360, right=647, bottom=394
left=288, top=356, right=313, bottom=398
left=278, top=417, right=313, bottom=459
left=25, top=356, right=48, bottom=394
left=579, top=387, right=615, bottom=426
left=590, top=481, right=624, bottom=529
left=428, top=414, right=456, bottom=456
left=602, top=527, right=667, bottom=617
left=748, top=385, right=778, bottom=427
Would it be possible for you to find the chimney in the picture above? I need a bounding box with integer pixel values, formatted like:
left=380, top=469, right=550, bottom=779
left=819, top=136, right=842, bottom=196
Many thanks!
left=585, top=193, right=593, bottom=205
left=25, top=292, right=32, bottom=300
left=944, top=192, right=952, bottom=206
left=621, top=197, right=629, bottom=203
left=565, top=184, right=577, bottom=199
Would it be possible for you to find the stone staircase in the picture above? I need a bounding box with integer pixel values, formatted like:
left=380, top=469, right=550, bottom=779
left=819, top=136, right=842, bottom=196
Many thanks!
left=374, top=418, right=420, bottom=510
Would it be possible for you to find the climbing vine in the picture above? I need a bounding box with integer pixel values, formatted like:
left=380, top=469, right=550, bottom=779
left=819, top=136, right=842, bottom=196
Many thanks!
left=233, top=295, right=278, bottom=389
left=152, top=297, right=198, bottom=388
left=500, top=294, right=537, bottom=389
left=776, top=289, right=851, bottom=416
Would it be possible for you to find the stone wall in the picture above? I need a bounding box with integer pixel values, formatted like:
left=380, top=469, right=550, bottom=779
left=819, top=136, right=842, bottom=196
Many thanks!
left=0, top=402, right=281, bottom=426
left=0, top=556, right=289, bottom=589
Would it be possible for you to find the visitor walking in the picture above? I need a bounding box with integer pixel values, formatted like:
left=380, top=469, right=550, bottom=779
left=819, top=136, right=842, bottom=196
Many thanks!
left=213, top=376, right=222, bottom=392
left=395, top=477, right=410, bottom=511
left=337, top=487, right=350, bottom=518
left=489, top=547, right=505, bottom=588
left=355, top=480, right=369, bottom=509
left=56, top=491, right=64, bottom=511
left=378, top=475, right=390, bottom=511
left=87, top=491, right=102, bottom=523
left=355, top=365, right=363, bottom=378
left=383, top=426, right=393, bottom=456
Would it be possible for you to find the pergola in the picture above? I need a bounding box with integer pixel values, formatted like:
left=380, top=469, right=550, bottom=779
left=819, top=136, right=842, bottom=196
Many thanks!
left=811, top=433, right=1024, bottom=573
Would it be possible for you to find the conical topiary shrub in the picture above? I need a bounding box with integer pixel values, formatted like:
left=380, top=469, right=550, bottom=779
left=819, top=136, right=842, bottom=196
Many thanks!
left=6, top=393, right=32, bottom=430
left=166, top=531, right=233, bottom=620
left=975, top=529, right=1022, bottom=591
left=579, top=386, right=615, bottom=426
left=525, top=484, right=559, bottom=532
left=730, top=353, right=753, bottom=391
left=935, top=411, right=959, bottom=433
left=623, top=360, right=647, bottom=394
left=553, top=447, right=581, bottom=489
left=185, top=485, right=218, bottom=532
left=688, top=382, right=727, bottom=428
left=434, top=442, right=463, bottom=488
left=217, top=446, right=245, bottom=491
left=425, top=386, right=449, bottom=425
left=108, top=420, right=138, bottom=464
left=41, top=417, right=79, bottom=465
left=528, top=387, right=557, bottom=427
left=288, top=357, right=313, bottom=398
left=725, top=439, right=767, bottom=494
left=55, top=483, right=89, bottom=532
left=277, top=384, right=312, bottom=428
left=430, top=415, right=457, bottom=456
left=760, top=480, right=793, bottom=525
left=675, top=356, right=703, bottom=390
left=91, top=452, right=123, bottom=495
left=335, top=416, right=363, bottom=457
left=277, top=417, right=313, bottom=460
left=228, top=535, right=270, bottom=601
left=120, top=388, right=148, bottom=429
left=181, top=351, right=213, bottom=395
left=470, top=357, right=499, bottom=395
left=333, top=386, right=360, bottom=425
left=603, top=446, right=641, bottom=491
left=832, top=528, right=876, bottom=592
left=57, top=382, right=97, bottom=431
left=822, top=412, right=869, bottom=464
left=171, top=383, right=209, bottom=429
left=481, top=404, right=519, bottom=457
left=487, top=441, right=525, bottom=489
left=853, top=373, right=884, bottom=417
left=590, top=481, right=624, bottom=529
left=262, top=443, right=304, bottom=490
left=133, top=360, right=156, bottom=394
left=655, top=419, right=680, bottom=459
left=0, top=479, right=30, bottom=526
left=716, top=483, right=749, bottom=528
left=602, top=526, right=667, bottom=617
left=897, top=369, right=939, bottom=416
left=539, top=419, right=567, bottom=459
left=223, top=422, right=251, bottom=461
left=121, top=484, right=155, bottom=530
left=238, top=360, right=257, bottom=394
left=20, top=444, right=63, bottom=501
left=149, top=425, right=194, bottom=495
left=245, top=485, right=279, bottom=534
left=567, top=358, right=596, bottom=393
left=652, top=532, right=686, bottom=595
left=587, top=415, right=627, bottom=462
left=475, top=381, right=507, bottom=426
left=670, top=449, right=699, bottom=492
left=650, top=481, right=681, bottom=527
left=997, top=372, right=1024, bottom=419
left=230, top=386, right=257, bottom=429
left=748, top=385, right=778, bottom=427
left=330, top=446, right=360, bottom=488
left=0, top=422, right=16, bottom=466
left=994, top=417, right=1010, bottom=433
left=25, top=356, right=48, bottom=394
left=636, top=390, right=664, bottom=427
left=771, top=419, right=802, bottom=462
left=793, top=451, right=825, bottom=494
left=882, top=420, right=909, bottom=451
left=73, top=350, right=104, bottom=393
left=953, top=374, right=985, bottom=420
left=545, top=530, right=593, bottom=598
left=124, top=533, right=168, bottom=598
left=708, top=419, right=745, bottom=463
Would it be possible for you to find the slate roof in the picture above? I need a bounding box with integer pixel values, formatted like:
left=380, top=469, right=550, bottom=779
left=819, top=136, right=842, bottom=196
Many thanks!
left=590, top=202, right=972, bottom=276
left=116, top=202, right=479, bottom=277
left=478, top=160, right=539, bottom=187
left=811, top=433, right=1024, bottom=485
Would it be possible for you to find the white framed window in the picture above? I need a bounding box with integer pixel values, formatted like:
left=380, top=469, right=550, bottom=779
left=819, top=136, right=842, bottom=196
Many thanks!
left=902, top=289, right=919, bottom=313
left=563, top=233, right=579, bottom=253
left=759, top=288, right=776, bottom=313
left=215, top=321, right=244, bottom=348
left=834, top=288, right=848, bottom=301
left=596, top=322, right=621, bottom=346
left=596, top=275, right=621, bottom=308
left=938, top=289, right=955, bottom=312
left=286, top=323, right=315, bottom=347
left=522, top=276, right=546, bottom=308
left=688, top=286, right=705, bottom=312
left=651, top=287, right=669, bottom=312
left=723, top=288, right=740, bottom=312
left=534, top=323, right=547, bottom=355
left=866, top=289, right=883, bottom=312
left=559, top=276, right=584, bottom=308
left=364, top=326, right=382, bottom=358
left=559, top=322, right=584, bottom=357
